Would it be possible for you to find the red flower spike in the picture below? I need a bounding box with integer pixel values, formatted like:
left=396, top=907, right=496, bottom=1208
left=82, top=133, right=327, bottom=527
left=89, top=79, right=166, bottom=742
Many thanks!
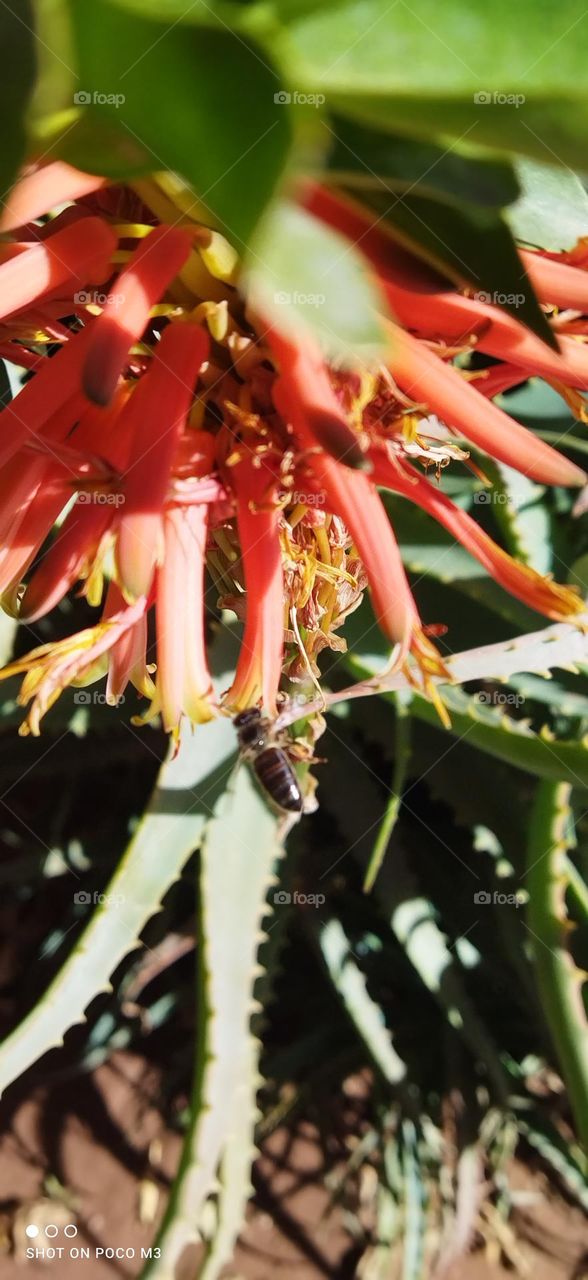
left=116, top=322, right=209, bottom=601
left=82, top=225, right=193, bottom=406
left=0, top=218, right=116, bottom=321
left=226, top=453, right=285, bottom=716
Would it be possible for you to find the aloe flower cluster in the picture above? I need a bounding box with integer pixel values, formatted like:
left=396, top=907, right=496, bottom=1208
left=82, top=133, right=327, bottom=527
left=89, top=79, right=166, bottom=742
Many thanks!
left=0, top=160, right=585, bottom=736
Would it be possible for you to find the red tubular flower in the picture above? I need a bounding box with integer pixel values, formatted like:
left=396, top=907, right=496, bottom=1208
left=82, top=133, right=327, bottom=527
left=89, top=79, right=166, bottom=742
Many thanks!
left=305, top=184, right=588, bottom=392
left=104, top=580, right=153, bottom=704
left=266, top=328, right=371, bottom=470
left=370, top=448, right=584, bottom=622
left=386, top=321, right=585, bottom=486
left=116, top=322, right=210, bottom=600
left=270, top=333, right=418, bottom=657
left=82, top=225, right=193, bottom=405
left=156, top=502, right=214, bottom=732
left=0, top=162, right=107, bottom=232
left=225, top=452, right=285, bottom=716
left=0, top=218, right=116, bottom=321
left=20, top=392, right=134, bottom=621
left=0, top=326, right=95, bottom=470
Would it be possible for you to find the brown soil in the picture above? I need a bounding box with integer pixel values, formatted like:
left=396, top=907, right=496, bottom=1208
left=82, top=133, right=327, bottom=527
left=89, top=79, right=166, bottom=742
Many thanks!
left=0, top=1052, right=586, bottom=1279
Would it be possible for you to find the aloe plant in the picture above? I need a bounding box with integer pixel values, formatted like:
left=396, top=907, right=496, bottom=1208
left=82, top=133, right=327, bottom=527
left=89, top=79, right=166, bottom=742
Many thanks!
left=0, top=3, right=587, bottom=1276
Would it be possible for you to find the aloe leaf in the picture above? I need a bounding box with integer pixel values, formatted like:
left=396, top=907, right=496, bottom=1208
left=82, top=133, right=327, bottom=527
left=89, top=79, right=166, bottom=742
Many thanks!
left=406, top=686, right=588, bottom=788
left=244, top=200, right=387, bottom=361
left=199, top=1034, right=258, bottom=1280
left=281, top=619, right=588, bottom=729
left=0, top=714, right=236, bottom=1097
left=481, top=461, right=553, bottom=575
left=372, top=845, right=509, bottom=1101
left=144, top=765, right=283, bottom=1278
left=526, top=782, right=588, bottom=1155
left=318, top=917, right=407, bottom=1086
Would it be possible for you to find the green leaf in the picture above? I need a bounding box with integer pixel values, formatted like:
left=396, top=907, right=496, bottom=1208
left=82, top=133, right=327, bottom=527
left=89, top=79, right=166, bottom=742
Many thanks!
left=145, top=765, right=283, bottom=1278
left=506, top=158, right=588, bottom=251
left=65, top=0, right=291, bottom=244
left=328, top=116, right=521, bottom=209
left=0, top=2, right=37, bottom=196
left=244, top=200, right=387, bottom=360
left=273, top=0, right=588, bottom=170
left=0, top=716, right=236, bottom=1098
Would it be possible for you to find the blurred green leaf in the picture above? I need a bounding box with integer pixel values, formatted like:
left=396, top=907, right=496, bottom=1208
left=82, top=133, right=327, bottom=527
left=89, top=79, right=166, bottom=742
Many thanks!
left=328, top=116, right=521, bottom=208
left=66, top=0, right=291, bottom=243
left=273, top=0, right=588, bottom=169
left=0, top=1, right=36, bottom=196
left=244, top=200, right=387, bottom=359
left=506, top=157, right=588, bottom=251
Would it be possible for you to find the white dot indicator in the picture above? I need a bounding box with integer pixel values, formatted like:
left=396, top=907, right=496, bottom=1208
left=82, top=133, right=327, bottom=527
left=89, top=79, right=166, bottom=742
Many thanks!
left=45, top=1225, right=59, bottom=1238
left=64, top=1224, right=77, bottom=1238
left=25, top=1225, right=39, bottom=1239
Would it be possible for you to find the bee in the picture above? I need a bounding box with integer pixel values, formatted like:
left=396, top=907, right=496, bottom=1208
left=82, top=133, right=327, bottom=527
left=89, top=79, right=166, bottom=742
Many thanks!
left=233, top=707, right=304, bottom=814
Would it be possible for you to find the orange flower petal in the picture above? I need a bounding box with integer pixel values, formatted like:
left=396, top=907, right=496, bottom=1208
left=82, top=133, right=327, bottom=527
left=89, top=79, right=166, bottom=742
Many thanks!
left=0, top=217, right=116, bottom=321
left=387, top=321, right=586, bottom=487
left=82, top=225, right=193, bottom=405
left=0, top=162, right=107, bottom=233
left=372, top=449, right=584, bottom=622
left=116, top=322, right=209, bottom=600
